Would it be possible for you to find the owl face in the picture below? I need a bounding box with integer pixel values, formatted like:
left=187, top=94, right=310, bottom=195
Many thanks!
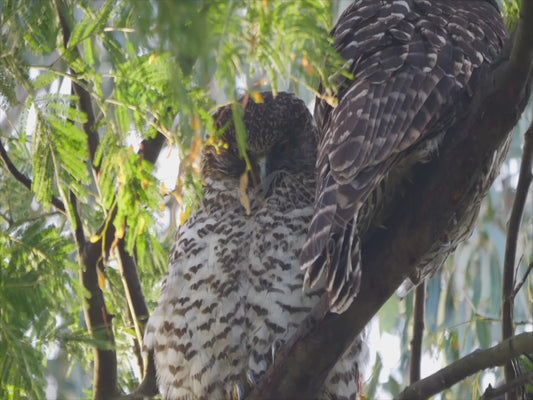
left=201, top=92, right=317, bottom=185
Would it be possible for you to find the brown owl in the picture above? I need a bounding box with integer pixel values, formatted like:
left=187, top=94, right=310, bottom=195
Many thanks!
left=144, top=92, right=366, bottom=399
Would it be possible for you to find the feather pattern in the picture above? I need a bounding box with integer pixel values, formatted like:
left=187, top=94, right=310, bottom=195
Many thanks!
left=301, top=0, right=508, bottom=313
left=144, top=92, right=366, bottom=399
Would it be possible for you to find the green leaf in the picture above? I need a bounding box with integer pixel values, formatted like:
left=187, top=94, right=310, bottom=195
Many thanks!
left=31, top=72, right=58, bottom=90
left=68, top=0, right=116, bottom=48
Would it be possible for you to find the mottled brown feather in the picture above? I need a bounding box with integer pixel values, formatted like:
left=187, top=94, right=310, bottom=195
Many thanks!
left=301, top=0, right=508, bottom=312
left=144, top=92, right=366, bottom=399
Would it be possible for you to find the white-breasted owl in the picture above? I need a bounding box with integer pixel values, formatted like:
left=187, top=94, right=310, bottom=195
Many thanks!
left=300, top=0, right=509, bottom=313
left=144, top=92, right=365, bottom=399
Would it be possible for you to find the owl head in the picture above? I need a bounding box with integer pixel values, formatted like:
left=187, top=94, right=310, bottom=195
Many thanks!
left=202, top=91, right=317, bottom=184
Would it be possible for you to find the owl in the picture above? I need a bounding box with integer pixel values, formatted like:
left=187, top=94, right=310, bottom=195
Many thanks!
left=144, top=92, right=365, bottom=399
left=300, top=0, right=509, bottom=313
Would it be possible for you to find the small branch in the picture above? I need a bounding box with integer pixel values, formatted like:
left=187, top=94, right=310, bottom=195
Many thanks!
left=501, top=118, right=533, bottom=394
left=0, top=140, right=31, bottom=190
left=512, top=260, right=533, bottom=298
left=395, top=332, right=533, bottom=400
left=410, top=281, right=426, bottom=384
left=115, top=120, right=167, bottom=390
left=0, top=139, right=66, bottom=213
left=481, top=371, right=533, bottom=400
left=116, top=239, right=150, bottom=371
left=140, top=130, right=167, bottom=165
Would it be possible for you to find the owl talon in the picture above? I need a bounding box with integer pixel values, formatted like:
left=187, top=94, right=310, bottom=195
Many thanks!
left=246, top=370, right=257, bottom=388
left=233, top=383, right=244, bottom=400
left=270, top=338, right=285, bottom=364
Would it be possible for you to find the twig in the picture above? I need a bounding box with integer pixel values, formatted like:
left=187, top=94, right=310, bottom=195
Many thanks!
left=481, top=371, right=533, bottom=400
left=0, top=139, right=66, bottom=213
left=513, top=260, right=533, bottom=298
left=501, top=118, right=533, bottom=396
left=395, top=332, right=533, bottom=400
left=410, top=281, right=426, bottom=384
left=116, top=240, right=150, bottom=371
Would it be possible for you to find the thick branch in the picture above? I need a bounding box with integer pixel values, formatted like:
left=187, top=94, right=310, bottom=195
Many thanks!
left=0, top=139, right=66, bottom=213
left=396, top=332, right=533, bottom=400
left=502, top=116, right=533, bottom=395
left=410, top=281, right=426, bottom=384
left=247, top=3, right=533, bottom=398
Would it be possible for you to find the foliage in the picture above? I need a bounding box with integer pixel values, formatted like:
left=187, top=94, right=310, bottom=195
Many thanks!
left=0, top=0, right=530, bottom=399
left=0, top=0, right=341, bottom=398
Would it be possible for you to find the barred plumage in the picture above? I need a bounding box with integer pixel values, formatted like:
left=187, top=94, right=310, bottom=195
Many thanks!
left=300, top=0, right=509, bottom=313
left=144, top=92, right=365, bottom=399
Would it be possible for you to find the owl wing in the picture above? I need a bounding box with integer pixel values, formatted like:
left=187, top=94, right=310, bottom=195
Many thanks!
left=301, top=0, right=507, bottom=312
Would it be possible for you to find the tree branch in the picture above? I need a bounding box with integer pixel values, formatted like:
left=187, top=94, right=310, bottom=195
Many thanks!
left=0, top=139, right=66, bottom=213
left=501, top=116, right=533, bottom=397
left=395, top=332, right=533, bottom=400
left=140, top=129, right=167, bottom=165
left=247, top=3, right=533, bottom=398
left=512, top=260, right=533, bottom=298
left=410, top=281, right=426, bottom=385
left=110, top=136, right=166, bottom=398
left=116, top=239, right=150, bottom=370
left=68, top=192, right=120, bottom=400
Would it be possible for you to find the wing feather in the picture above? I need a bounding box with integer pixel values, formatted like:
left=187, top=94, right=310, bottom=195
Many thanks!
left=302, top=0, right=508, bottom=312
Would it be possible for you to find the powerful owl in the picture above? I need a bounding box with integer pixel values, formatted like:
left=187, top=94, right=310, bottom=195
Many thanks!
left=300, top=0, right=508, bottom=312
left=144, top=92, right=365, bottom=399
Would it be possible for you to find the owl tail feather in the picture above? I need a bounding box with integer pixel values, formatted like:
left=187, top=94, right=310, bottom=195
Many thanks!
left=301, top=175, right=339, bottom=288
left=301, top=174, right=362, bottom=313
left=301, top=212, right=362, bottom=313
left=327, top=220, right=362, bottom=313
